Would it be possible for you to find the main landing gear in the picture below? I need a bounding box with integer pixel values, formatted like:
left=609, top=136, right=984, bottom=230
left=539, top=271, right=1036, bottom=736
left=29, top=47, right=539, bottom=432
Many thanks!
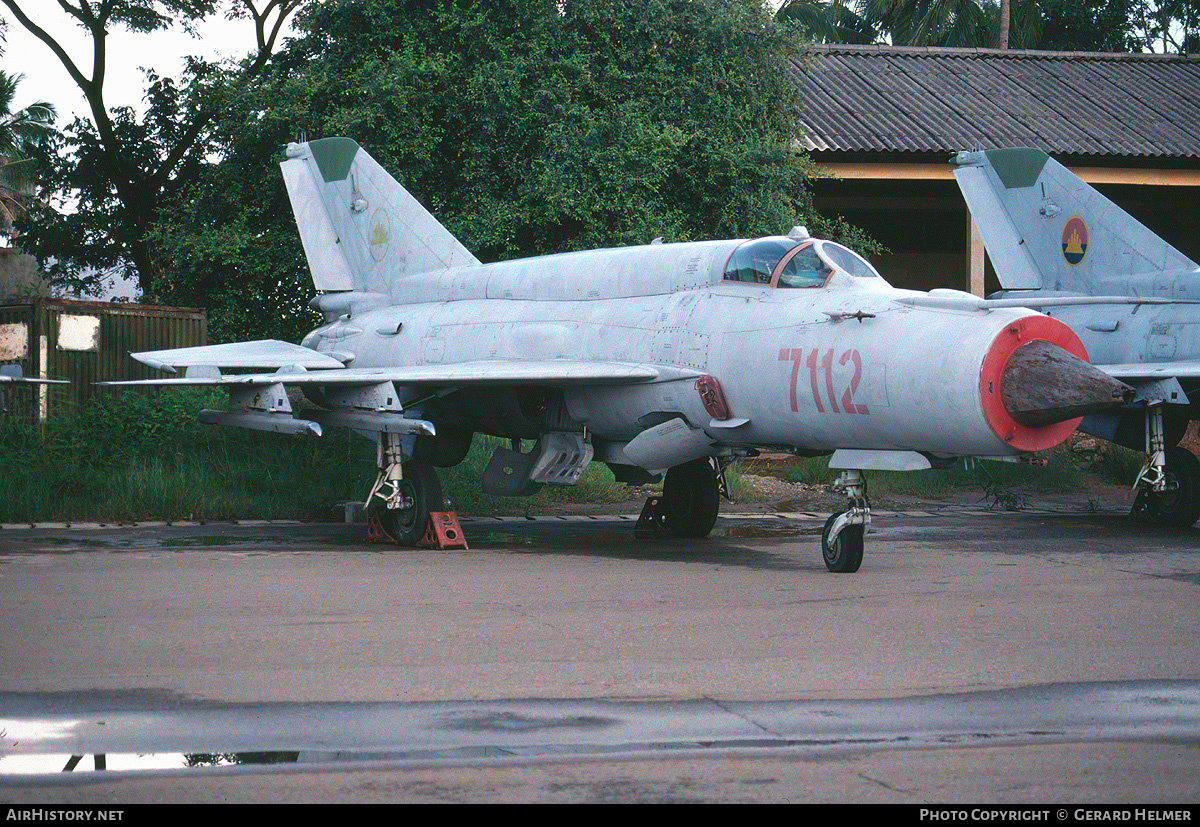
left=1130, top=405, right=1200, bottom=527
left=661, top=456, right=722, bottom=538
left=637, top=456, right=723, bottom=538
left=821, top=469, right=869, bottom=573
left=367, top=433, right=444, bottom=546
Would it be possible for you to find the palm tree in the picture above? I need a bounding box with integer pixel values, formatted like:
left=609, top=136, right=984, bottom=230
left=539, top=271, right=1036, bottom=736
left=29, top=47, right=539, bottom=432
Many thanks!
left=858, top=0, right=993, bottom=46
left=780, top=0, right=1039, bottom=49
left=777, top=0, right=879, bottom=43
left=0, top=70, right=56, bottom=241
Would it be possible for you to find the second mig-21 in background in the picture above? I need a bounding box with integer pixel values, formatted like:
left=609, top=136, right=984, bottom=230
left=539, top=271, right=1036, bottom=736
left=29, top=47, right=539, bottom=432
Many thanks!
left=955, top=148, right=1200, bottom=527
left=106, top=137, right=1134, bottom=572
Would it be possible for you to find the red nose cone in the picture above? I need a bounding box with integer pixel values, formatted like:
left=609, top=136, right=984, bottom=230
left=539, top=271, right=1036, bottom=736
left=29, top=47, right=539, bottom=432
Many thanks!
left=980, top=315, right=1129, bottom=452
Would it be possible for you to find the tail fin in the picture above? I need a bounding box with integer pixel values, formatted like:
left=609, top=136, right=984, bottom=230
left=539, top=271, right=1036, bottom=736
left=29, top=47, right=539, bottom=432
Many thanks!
left=280, top=137, right=480, bottom=295
left=953, top=148, right=1198, bottom=295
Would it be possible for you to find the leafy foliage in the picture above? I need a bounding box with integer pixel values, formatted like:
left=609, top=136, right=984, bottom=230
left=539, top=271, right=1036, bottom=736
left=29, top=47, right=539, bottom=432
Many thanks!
left=779, top=0, right=999, bottom=46
left=776, top=0, right=1189, bottom=52
left=1040, top=0, right=1140, bottom=51
left=859, top=0, right=994, bottom=46
left=18, top=67, right=225, bottom=298
left=3, top=0, right=303, bottom=298
left=777, top=0, right=879, bottom=42
left=1132, top=0, right=1200, bottom=52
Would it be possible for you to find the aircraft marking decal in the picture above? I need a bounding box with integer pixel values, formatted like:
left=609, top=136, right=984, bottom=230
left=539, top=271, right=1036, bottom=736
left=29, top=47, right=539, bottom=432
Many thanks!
left=779, top=348, right=870, bottom=415
left=1061, top=215, right=1089, bottom=266
left=369, top=208, right=391, bottom=262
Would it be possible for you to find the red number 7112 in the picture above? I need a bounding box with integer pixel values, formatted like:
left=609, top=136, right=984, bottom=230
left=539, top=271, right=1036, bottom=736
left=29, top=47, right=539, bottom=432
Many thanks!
left=778, top=348, right=870, bottom=415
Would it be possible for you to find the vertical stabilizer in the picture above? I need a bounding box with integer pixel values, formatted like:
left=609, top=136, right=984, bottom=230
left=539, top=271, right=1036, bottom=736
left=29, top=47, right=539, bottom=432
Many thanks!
left=954, top=148, right=1198, bottom=295
left=280, top=137, right=480, bottom=295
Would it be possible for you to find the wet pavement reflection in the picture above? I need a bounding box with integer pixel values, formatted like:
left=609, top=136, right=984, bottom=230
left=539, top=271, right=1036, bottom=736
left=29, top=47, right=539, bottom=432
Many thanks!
left=4, top=681, right=1200, bottom=777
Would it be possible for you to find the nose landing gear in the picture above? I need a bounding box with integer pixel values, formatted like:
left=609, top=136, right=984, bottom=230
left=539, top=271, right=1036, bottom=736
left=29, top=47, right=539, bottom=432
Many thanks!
left=822, top=469, right=869, bottom=573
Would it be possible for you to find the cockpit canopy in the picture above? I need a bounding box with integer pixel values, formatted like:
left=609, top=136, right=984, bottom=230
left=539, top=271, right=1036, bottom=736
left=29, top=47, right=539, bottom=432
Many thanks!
left=723, top=237, right=881, bottom=288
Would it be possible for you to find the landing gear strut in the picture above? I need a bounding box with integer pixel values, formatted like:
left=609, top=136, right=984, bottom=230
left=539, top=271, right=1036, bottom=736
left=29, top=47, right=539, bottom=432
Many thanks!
left=822, top=469, right=869, bottom=573
left=367, top=432, right=443, bottom=546
left=1134, top=402, right=1169, bottom=495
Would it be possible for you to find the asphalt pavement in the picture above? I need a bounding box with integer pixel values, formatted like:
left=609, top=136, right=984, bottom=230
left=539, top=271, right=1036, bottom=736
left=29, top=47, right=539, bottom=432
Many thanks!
left=1, top=507, right=1198, bottom=804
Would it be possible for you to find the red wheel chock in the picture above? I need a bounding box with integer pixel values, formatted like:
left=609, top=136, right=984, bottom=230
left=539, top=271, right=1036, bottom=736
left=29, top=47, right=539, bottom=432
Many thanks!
left=418, top=511, right=469, bottom=549
left=365, top=513, right=396, bottom=544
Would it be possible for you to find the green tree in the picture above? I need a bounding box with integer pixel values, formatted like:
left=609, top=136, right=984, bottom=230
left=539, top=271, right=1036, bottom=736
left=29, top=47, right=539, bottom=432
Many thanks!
left=1040, top=0, right=1138, bottom=51
left=849, top=0, right=1152, bottom=50
left=2, top=0, right=302, bottom=298
left=0, top=70, right=55, bottom=241
left=150, top=0, right=877, bottom=341
left=780, top=0, right=1187, bottom=53
left=789, top=0, right=1050, bottom=49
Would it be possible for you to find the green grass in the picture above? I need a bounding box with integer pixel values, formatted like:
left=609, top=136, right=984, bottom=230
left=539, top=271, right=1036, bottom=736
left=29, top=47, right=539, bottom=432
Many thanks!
left=0, top=417, right=376, bottom=523
left=768, top=444, right=1134, bottom=510
left=0, top=392, right=634, bottom=523
left=1097, top=443, right=1146, bottom=487
left=1, top=391, right=1147, bottom=522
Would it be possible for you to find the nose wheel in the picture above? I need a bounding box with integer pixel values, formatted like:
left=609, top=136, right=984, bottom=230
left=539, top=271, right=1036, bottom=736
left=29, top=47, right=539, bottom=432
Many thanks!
left=821, top=469, right=869, bottom=573
left=822, top=514, right=864, bottom=572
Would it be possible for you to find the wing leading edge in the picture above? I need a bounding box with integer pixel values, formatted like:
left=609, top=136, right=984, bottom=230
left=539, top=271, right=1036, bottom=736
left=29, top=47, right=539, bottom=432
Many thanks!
left=115, top=340, right=672, bottom=387
left=1094, top=362, right=1200, bottom=383
left=105, top=359, right=668, bottom=389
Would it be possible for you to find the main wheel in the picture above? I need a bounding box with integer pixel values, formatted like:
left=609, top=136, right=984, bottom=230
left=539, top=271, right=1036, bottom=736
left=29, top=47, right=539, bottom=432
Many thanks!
left=1133, top=446, right=1200, bottom=527
left=822, top=511, right=864, bottom=573
left=379, top=460, right=444, bottom=546
left=661, top=457, right=720, bottom=538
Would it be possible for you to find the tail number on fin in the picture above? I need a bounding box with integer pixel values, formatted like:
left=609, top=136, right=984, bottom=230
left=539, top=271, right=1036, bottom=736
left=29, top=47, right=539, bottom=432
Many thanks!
left=779, top=348, right=870, bottom=415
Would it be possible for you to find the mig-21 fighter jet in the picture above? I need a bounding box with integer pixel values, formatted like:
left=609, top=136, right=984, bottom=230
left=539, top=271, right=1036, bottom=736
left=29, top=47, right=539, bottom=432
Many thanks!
left=108, top=138, right=1134, bottom=571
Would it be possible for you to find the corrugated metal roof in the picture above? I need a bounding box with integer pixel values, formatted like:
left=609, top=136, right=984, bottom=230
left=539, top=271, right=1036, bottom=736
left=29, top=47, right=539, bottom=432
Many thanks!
left=795, top=45, right=1200, bottom=159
